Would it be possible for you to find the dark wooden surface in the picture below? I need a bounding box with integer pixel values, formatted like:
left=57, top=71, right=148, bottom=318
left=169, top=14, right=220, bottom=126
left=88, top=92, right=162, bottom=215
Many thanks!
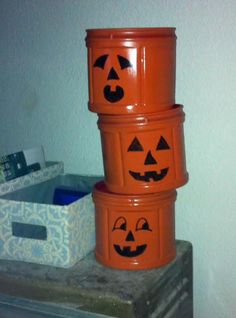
left=0, top=240, right=193, bottom=318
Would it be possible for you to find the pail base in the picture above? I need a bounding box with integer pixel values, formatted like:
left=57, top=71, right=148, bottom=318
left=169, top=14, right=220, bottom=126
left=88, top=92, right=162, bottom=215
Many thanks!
left=105, top=174, right=189, bottom=195
left=95, top=249, right=176, bottom=270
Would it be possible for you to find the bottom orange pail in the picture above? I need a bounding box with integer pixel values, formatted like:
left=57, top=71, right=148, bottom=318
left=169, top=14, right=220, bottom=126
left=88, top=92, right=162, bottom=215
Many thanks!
left=93, top=181, right=177, bottom=270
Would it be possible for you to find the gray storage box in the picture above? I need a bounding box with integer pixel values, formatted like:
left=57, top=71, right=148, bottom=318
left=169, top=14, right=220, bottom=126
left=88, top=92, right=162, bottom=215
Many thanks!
left=0, top=174, right=102, bottom=268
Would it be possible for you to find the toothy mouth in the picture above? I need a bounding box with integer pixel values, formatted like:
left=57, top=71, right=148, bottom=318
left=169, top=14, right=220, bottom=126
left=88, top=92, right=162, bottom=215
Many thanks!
left=114, top=244, right=147, bottom=257
left=103, top=85, right=124, bottom=103
left=129, top=168, right=169, bottom=182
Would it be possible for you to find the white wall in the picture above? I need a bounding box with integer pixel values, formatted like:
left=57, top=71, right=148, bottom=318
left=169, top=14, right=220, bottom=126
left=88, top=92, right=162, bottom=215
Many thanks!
left=1, top=1, right=236, bottom=317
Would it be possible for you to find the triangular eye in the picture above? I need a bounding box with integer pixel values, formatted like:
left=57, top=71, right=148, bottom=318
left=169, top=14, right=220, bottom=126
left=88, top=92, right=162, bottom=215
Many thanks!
left=117, top=55, right=132, bottom=69
left=93, top=54, right=108, bottom=69
left=156, top=136, right=170, bottom=150
left=128, top=137, right=144, bottom=152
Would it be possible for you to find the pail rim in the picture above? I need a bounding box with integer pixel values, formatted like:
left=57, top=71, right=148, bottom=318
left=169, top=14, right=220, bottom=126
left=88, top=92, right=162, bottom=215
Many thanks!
left=86, top=27, right=176, bottom=43
left=93, top=181, right=177, bottom=207
left=97, top=104, right=184, bottom=127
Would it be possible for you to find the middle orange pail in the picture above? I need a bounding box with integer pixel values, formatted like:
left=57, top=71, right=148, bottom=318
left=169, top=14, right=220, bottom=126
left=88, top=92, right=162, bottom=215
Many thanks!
left=98, top=104, right=188, bottom=194
left=86, top=27, right=176, bottom=114
left=93, top=181, right=177, bottom=270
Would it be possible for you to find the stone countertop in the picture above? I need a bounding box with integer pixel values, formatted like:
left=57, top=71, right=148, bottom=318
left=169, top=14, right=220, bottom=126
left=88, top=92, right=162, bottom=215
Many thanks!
left=0, top=240, right=192, bottom=318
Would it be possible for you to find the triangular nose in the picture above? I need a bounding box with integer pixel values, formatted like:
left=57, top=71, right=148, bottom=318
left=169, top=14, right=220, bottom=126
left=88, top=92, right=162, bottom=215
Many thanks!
left=125, top=231, right=135, bottom=242
left=144, top=151, right=157, bottom=165
left=107, top=67, right=119, bottom=80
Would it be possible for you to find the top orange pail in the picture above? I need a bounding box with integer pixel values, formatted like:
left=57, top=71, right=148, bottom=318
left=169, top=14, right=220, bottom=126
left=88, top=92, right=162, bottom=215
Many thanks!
left=86, top=28, right=176, bottom=114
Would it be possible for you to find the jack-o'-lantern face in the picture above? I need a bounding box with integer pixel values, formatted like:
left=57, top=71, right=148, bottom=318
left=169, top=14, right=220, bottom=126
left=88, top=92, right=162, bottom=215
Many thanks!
left=91, top=49, right=138, bottom=105
left=94, top=54, right=132, bottom=103
left=112, top=216, right=152, bottom=258
left=127, top=135, right=170, bottom=183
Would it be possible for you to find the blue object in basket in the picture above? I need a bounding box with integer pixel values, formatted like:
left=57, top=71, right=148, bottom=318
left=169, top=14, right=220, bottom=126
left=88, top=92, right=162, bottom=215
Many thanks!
left=53, top=186, right=88, bottom=206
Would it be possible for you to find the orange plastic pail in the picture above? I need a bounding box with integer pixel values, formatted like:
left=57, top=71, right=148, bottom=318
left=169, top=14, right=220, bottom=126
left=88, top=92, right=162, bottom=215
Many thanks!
left=93, top=181, right=177, bottom=270
left=86, top=28, right=176, bottom=114
left=98, top=105, right=188, bottom=194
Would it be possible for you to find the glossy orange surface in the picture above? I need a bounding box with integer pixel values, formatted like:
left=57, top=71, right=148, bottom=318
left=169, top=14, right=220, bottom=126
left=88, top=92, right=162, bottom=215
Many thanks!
left=86, top=28, right=176, bottom=114
left=98, top=105, right=188, bottom=194
left=93, top=181, right=177, bottom=270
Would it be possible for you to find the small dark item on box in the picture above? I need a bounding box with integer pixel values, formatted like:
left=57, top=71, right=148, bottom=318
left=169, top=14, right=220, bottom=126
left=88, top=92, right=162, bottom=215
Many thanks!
left=53, top=186, right=89, bottom=206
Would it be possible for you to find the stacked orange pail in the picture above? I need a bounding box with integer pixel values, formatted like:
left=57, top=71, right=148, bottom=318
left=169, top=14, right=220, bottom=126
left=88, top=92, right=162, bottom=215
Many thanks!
left=85, top=28, right=188, bottom=270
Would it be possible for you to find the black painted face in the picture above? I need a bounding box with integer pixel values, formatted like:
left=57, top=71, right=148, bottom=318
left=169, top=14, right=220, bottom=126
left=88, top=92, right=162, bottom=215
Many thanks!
left=112, top=216, right=152, bottom=258
left=128, top=136, right=170, bottom=182
left=93, top=54, right=132, bottom=103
